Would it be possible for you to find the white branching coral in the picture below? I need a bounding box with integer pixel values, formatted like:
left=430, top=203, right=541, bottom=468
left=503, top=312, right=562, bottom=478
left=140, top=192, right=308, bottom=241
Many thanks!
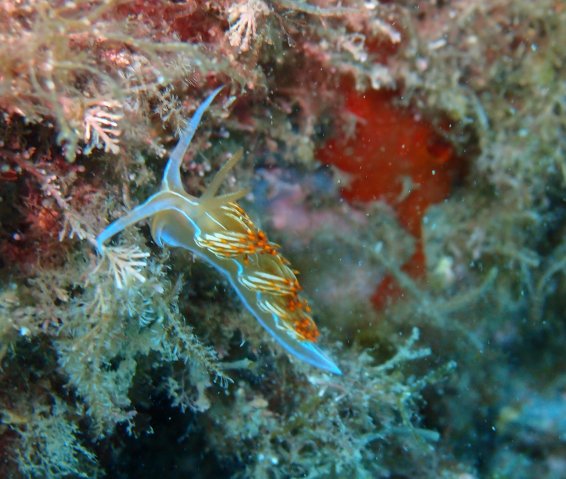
left=94, top=245, right=150, bottom=290
left=227, top=0, right=270, bottom=52
left=83, top=100, right=123, bottom=155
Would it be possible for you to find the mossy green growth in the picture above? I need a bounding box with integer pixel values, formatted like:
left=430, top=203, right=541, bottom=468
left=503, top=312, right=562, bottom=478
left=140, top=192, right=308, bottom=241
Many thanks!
left=7, top=400, right=100, bottom=479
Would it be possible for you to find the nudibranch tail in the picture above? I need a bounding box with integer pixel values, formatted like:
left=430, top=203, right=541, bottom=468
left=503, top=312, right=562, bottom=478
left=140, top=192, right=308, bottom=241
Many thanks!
left=96, top=87, right=341, bottom=375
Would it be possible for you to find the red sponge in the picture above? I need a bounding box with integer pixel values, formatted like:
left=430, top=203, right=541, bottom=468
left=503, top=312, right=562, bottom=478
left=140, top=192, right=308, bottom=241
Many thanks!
left=317, top=86, right=460, bottom=309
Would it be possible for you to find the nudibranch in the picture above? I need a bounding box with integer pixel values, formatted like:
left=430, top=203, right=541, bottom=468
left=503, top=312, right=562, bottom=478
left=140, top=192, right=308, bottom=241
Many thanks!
left=96, top=87, right=341, bottom=375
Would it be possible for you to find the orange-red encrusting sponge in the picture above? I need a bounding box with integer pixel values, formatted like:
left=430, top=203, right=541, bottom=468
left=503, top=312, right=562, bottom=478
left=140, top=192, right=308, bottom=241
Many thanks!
left=316, top=85, right=461, bottom=309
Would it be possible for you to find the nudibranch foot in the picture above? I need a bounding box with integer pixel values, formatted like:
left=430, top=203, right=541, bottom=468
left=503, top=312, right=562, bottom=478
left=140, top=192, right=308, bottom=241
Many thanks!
left=96, top=87, right=341, bottom=375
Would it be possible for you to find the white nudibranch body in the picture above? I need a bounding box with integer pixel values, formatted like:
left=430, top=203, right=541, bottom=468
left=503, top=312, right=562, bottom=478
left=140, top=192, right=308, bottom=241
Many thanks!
left=96, top=87, right=341, bottom=375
